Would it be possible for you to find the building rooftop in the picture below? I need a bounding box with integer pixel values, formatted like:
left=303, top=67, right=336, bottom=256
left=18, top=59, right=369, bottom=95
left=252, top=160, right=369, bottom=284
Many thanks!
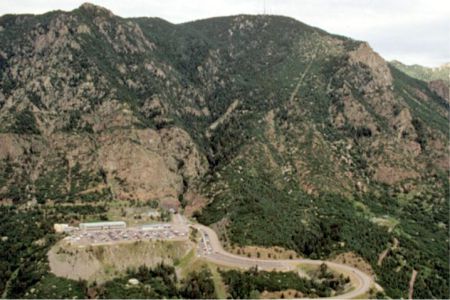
left=141, top=223, right=170, bottom=228
left=80, top=221, right=126, bottom=226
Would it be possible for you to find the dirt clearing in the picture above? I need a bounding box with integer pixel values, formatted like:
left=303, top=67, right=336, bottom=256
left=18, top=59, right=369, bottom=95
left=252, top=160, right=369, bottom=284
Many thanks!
left=48, top=239, right=192, bottom=282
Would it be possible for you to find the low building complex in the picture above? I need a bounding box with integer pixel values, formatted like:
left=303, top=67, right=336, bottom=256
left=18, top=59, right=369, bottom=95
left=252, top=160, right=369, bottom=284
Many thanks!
left=54, top=223, right=77, bottom=233
left=141, top=223, right=171, bottom=231
left=79, top=221, right=126, bottom=231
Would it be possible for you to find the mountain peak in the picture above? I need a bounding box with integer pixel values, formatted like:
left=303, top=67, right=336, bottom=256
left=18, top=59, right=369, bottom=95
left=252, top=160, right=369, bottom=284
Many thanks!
left=78, top=2, right=114, bottom=17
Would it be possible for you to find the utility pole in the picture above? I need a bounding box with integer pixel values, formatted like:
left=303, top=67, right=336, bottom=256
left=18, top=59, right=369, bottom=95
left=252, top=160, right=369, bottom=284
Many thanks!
left=263, top=0, right=266, bottom=15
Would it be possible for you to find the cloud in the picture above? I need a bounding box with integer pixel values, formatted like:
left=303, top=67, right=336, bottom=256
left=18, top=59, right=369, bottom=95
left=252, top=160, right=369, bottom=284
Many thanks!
left=0, top=0, right=448, bottom=67
left=362, top=16, right=450, bottom=66
left=263, top=0, right=450, bottom=66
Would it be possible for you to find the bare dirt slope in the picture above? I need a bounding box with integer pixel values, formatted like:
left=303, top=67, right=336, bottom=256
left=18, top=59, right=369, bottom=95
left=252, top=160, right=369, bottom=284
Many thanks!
left=48, top=239, right=192, bottom=282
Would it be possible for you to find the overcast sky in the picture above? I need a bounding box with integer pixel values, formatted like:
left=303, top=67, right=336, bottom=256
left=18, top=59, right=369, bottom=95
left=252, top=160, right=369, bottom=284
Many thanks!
left=1, top=0, right=449, bottom=67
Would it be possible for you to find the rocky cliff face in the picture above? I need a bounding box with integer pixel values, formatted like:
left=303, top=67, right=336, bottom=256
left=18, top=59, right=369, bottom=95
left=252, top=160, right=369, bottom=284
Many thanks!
left=428, top=80, right=449, bottom=102
left=0, top=4, right=209, bottom=204
left=0, top=4, right=447, bottom=205
left=390, top=60, right=449, bottom=104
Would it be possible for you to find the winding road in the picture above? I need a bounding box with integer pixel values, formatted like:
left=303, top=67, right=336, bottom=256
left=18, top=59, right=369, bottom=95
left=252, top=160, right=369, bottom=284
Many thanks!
left=185, top=219, right=374, bottom=299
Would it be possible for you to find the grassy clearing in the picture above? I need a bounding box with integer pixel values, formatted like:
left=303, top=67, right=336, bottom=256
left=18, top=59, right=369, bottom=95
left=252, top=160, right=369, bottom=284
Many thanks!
left=207, top=263, right=228, bottom=299
left=371, top=216, right=399, bottom=232
left=175, top=249, right=196, bottom=269
left=296, top=263, right=318, bottom=275
left=175, top=255, right=228, bottom=298
left=178, top=255, right=205, bottom=278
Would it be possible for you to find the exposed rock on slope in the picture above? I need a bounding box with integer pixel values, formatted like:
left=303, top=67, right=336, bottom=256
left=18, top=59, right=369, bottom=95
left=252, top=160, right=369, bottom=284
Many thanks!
left=428, top=80, right=449, bottom=102
left=349, top=42, right=393, bottom=87
left=0, top=5, right=448, bottom=298
left=0, top=3, right=447, bottom=209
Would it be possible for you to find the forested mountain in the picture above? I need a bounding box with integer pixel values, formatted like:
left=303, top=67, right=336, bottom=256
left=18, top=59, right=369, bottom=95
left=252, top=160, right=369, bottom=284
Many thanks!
left=0, top=3, right=448, bottom=298
left=390, top=61, right=449, bottom=102
left=390, top=60, right=450, bottom=84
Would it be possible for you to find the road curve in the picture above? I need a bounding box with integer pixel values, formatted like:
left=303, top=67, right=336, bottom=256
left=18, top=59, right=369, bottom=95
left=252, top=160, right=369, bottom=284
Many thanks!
left=192, top=223, right=374, bottom=299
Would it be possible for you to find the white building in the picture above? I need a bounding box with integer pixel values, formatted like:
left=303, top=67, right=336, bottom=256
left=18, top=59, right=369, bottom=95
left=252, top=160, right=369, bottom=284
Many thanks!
left=54, top=223, right=69, bottom=233
left=79, top=221, right=126, bottom=231
left=141, top=223, right=171, bottom=231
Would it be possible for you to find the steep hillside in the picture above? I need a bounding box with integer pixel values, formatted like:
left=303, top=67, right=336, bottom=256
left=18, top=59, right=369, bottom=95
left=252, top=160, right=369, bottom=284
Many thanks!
left=0, top=3, right=448, bottom=298
left=0, top=3, right=209, bottom=207
left=391, top=60, right=450, bottom=101
left=390, top=60, right=450, bottom=84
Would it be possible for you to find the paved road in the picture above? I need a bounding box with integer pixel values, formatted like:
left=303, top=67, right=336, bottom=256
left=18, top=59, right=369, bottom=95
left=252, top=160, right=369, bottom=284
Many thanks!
left=189, top=220, right=374, bottom=299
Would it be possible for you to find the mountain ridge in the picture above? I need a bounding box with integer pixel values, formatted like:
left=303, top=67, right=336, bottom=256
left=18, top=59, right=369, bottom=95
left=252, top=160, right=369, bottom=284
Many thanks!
left=0, top=3, right=448, bottom=298
left=390, top=60, right=449, bottom=102
left=390, top=59, right=450, bottom=83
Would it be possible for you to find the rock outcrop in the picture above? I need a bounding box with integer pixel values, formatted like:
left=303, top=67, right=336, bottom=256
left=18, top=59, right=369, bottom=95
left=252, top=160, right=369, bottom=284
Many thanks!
left=428, top=80, right=449, bottom=102
left=0, top=4, right=447, bottom=207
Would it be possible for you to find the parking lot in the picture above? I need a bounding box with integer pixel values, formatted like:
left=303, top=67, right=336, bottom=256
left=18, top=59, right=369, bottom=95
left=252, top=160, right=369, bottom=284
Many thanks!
left=65, top=226, right=188, bottom=246
left=197, top=231, right=214, bottom=256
